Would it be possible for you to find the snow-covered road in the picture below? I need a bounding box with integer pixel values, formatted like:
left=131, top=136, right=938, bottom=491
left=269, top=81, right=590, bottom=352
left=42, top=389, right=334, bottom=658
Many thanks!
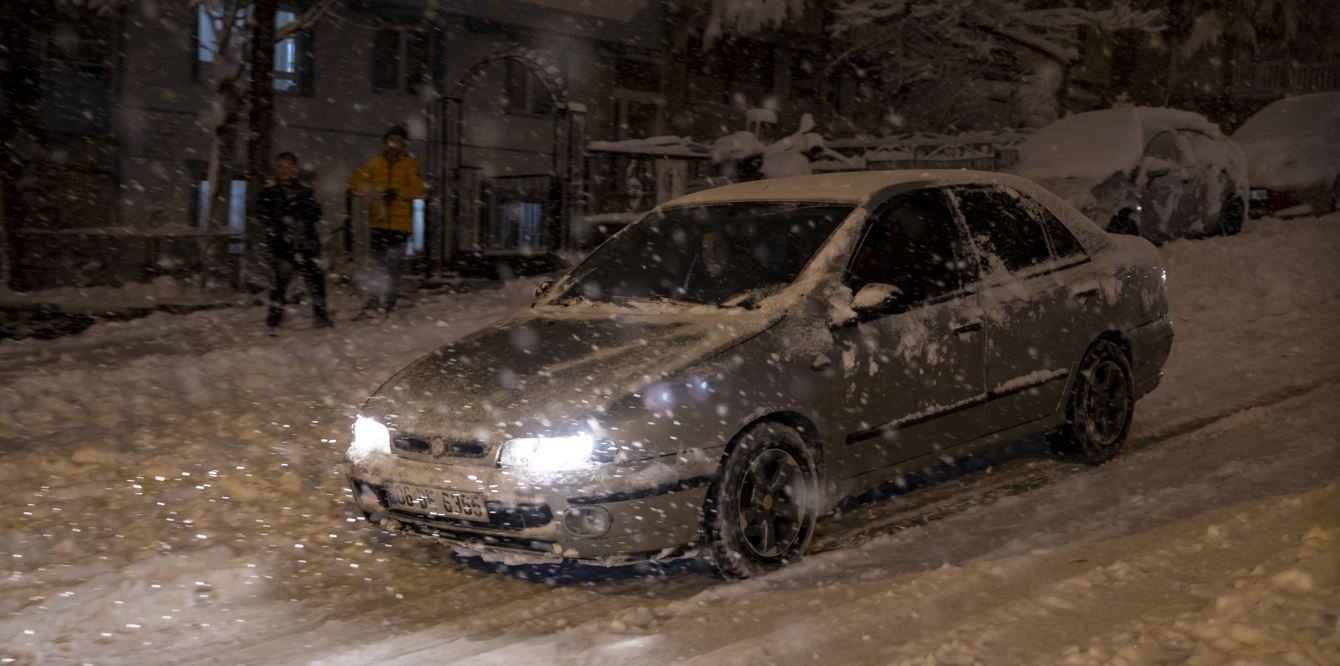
left=2, top=215, right=1338, bottom=664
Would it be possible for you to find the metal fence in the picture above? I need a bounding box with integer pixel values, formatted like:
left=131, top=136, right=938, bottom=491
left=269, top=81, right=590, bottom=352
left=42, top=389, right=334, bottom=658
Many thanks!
left=1235, top=61, right=1340, bottom=96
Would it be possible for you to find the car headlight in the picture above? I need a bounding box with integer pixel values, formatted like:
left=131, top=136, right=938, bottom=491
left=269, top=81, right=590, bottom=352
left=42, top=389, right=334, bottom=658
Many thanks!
left=348, top=415, right=391, bottom=462
left=498, top=434, right=616, bottom=472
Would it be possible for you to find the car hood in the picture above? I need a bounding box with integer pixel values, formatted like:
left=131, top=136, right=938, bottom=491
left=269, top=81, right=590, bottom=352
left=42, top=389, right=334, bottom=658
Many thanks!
left=363, top=308, right=778, bottom=438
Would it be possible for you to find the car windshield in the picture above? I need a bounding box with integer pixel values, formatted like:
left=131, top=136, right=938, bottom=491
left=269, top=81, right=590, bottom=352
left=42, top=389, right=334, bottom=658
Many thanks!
left=556, top=202, right=851, bottom=306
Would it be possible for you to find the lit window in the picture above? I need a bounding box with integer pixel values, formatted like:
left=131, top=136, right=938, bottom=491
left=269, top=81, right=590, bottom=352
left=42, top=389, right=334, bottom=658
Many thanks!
left=410, top=199, right=425, bottom=255
left=196, top=178, right=247, bottom=254
left=273, top=9, right=300, bottom=93
left=197, top=5, right=309, bottom=94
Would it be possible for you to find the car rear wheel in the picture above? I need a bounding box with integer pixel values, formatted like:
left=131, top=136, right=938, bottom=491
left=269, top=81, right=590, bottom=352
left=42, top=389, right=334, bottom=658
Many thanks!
left=704, top=422, right=818, bottom=579
left=1052, top=339, right=1135, bottom=465
left=1218, top=192, right=1245, bottom=236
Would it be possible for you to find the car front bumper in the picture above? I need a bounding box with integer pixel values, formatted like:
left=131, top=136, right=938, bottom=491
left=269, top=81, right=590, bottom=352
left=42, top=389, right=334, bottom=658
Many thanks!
left=343, top=450, right=717, bottom=563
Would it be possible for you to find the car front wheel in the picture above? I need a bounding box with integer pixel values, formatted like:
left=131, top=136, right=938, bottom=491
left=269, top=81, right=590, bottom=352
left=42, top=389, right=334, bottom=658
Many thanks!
left=1052, top=339, right=1135, bottom=464
left=704, top=422, right=818, bottom=579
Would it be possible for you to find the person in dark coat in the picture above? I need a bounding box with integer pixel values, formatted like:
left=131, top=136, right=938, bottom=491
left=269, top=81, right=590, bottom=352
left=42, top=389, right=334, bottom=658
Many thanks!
left=261, top=152, right=332, bottom=330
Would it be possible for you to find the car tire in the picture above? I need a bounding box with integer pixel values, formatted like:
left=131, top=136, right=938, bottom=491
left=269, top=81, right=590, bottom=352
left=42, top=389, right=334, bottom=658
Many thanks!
left=1218, top=192, right=1246, bottom=236
left=703, top=422, right=819, bottom=579
left=1051, top=339, right=1135, bottom=465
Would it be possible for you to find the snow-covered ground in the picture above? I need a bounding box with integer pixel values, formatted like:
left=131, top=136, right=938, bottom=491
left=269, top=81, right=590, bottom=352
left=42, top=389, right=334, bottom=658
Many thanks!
left=2, top=215, right=1338, bottom=664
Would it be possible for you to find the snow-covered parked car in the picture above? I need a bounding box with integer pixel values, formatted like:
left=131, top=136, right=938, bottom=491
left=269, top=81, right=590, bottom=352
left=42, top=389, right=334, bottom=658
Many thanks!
left=1231, top=92, right=1340, bottom=217
left=344, top=171, right=1173, bottom=577
left=1013, top=107, right=1249, bottom=244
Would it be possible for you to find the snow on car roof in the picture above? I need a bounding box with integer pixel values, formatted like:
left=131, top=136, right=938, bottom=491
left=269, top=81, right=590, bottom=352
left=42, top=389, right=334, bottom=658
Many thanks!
left=1231, top=93, right=1340, bottom=189
left=1015, top=106, right=1226, bottom=182
left=1232, top=92, right=1340, bottom=144
left=658, top=169, right=1111, bottom=254
left=663, top=169, right=1046, bottom=206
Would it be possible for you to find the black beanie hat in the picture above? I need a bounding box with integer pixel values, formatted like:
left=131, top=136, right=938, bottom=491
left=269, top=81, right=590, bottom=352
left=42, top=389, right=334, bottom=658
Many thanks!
left=384, top=124, right=409, bottom=141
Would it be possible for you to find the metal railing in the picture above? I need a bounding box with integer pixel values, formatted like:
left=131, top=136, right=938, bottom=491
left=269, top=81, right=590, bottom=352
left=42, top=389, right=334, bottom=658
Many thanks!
left=1235, top=61, right=1340, bottom=96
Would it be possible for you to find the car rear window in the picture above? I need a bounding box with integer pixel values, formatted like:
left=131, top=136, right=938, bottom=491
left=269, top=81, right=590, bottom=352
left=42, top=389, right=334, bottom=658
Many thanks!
left=954, top=188, right=1053, bottom=273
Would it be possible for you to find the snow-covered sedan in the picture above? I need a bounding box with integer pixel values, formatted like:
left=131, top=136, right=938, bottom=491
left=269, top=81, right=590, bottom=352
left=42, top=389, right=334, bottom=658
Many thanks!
left=344, top=171, right=1173, bottom=577
left=1013, top=107, right=1249, bottom=244
left=1231, top=92, right=1340, bottom=217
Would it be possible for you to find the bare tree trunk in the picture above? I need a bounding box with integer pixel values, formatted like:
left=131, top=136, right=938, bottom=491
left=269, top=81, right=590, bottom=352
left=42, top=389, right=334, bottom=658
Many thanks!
left=201, top=72, right=246, bottom=289
left=1219, top=31, right=1239, bottom=122
left=242, top=0, right=277, bottom=291
left=1161, top=0, right=1189, bottom=105
left=1055, top=61, right=1072, bottom=118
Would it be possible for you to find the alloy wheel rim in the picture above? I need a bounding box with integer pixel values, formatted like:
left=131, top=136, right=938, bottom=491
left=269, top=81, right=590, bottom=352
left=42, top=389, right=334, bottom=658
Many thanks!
left=1078, top=360, right=1130, bottom=448
left=736, top=447, right=806, bottom=559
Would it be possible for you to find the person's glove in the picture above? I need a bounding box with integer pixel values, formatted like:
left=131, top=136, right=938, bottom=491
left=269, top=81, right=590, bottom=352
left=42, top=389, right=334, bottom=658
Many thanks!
left=381, top=188, right=398, bottom=205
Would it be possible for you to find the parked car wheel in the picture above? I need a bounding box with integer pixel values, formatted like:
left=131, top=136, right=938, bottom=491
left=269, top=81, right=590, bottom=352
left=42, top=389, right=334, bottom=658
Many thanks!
left=704, top=422, right=818, bottom=579
left=1218, top=192, right=1246, bottom=236
left=1052, top=340, right=1135, bottom=465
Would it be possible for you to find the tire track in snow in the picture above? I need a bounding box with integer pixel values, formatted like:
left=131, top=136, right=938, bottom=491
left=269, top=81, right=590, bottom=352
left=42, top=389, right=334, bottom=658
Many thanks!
left=812, top=370, right=1340, bottom=555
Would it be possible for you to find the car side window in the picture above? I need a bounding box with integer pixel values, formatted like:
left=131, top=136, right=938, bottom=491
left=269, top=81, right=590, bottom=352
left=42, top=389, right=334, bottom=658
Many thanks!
left=1020, top=196, right=1086, bottom=259
left=954, top=188, right=1053, bottom=274
left=846, top=189, right=974, bottom=306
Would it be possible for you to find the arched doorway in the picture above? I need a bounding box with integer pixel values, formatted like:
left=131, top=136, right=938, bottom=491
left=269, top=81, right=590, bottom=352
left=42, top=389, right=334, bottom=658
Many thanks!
left=425, top=49, right=586, bottom=275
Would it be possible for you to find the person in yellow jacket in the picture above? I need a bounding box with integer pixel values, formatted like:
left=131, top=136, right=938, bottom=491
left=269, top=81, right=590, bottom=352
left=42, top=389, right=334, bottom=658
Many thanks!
left=348, top=124, right=425, bottom=318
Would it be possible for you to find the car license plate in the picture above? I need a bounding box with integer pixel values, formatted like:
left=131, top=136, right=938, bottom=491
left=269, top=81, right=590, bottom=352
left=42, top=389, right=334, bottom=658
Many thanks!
left=1250, top=189, right=1268, bottom=201
left=385, top=483, right=489, bottom=522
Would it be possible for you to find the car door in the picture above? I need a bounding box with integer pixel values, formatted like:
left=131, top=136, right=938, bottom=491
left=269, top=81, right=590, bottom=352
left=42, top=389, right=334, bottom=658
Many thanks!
left=833, top=188, right=987, bottom=478
left=952, top=186, right=1083, bottom=435
left=1139, top=131, right=1194, bottom=242
left=1021, top=194, right=1101, bottom=362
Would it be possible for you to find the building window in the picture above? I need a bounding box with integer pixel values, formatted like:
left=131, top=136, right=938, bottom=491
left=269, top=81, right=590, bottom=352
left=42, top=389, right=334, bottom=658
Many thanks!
left=613, top=97, right=663, bottom=140
left=504, top=60, right=555, bottom=116
left=410, top=198, right=425, bottom=255
left=495, top=201, right=544, bottom=250
left=272, top=9, right=301, bottom=93
left=40, top=19, right=114, bottom=135
left=614, top=57, right=659, bottom=93
left=196, top=5, right=312, bottom=94
left=610, top=56, right=664, bottom=140
left=694, top=39, right=776, bottom=105
left=196, top=178, right=248, bottom=254
left=372, top=28, right=440, bottom=95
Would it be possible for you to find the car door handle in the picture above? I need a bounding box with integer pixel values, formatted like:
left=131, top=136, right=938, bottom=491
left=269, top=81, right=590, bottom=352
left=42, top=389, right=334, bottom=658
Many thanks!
left=952, top=321, right=983, bottom=335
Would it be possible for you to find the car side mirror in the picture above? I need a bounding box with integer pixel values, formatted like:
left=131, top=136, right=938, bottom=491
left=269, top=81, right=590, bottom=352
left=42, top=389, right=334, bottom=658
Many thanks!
left=851, top=283, right=905, bottom=314
left=534, top=278, right=555, bottom=298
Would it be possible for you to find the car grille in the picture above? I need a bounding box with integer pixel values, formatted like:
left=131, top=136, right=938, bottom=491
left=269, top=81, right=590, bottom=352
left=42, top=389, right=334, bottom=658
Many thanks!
left=393, top=433, right=491, bottom=459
